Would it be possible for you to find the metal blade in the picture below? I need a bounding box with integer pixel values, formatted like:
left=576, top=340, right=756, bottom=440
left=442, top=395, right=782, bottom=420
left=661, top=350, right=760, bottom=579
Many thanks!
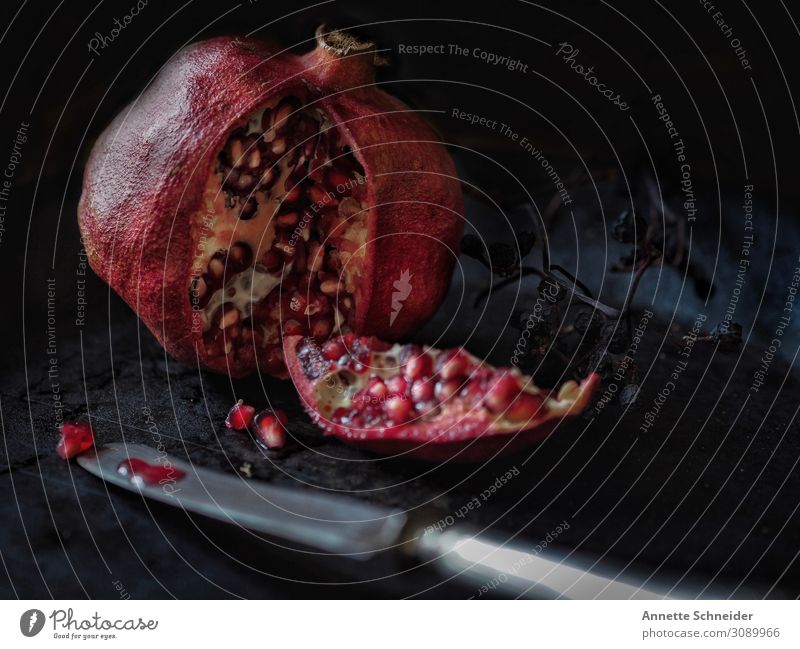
left=417, top=529, right=673, bottom=599
left=78, top=443, right=407, bottom=559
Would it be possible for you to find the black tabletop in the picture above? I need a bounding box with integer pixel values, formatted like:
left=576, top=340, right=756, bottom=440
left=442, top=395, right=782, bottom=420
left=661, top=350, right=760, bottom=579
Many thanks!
left=2, top=186, right=798, bottom=599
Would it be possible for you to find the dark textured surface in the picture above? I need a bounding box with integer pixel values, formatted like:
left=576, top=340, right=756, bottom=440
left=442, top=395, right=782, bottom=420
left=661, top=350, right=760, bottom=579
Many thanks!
left=2, top=205, right=800, bottom=598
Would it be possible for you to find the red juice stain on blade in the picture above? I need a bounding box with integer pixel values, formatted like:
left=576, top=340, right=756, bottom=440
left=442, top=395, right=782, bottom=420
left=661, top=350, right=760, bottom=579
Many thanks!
left=117, top=458, right=186, bottom=486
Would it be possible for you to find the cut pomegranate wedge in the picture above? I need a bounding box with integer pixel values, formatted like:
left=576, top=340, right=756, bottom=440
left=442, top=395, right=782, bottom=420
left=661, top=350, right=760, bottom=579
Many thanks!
left=284, top=334, right=600, bottom=462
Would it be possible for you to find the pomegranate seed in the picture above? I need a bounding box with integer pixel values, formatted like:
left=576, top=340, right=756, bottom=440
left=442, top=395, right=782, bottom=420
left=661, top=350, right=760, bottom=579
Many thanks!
left=56, top=420, right=95, bottom=460
left=322, top=338, right=346, bottom=361
left=505, top=393, right=544, bottom=423
left=484, top=372, right=522, bottom=413
left=289, top=292, right=308, bottom=314
left=305, top=293, right=331, bottom=316
left=385, top=375, right=409, bottom=396
left=219, top=307, right=240, bottom=329
left=385, top=396, right=413, bottom=424
left=438, top=350, right=468, bottom=380
left=367, top=377, right=388, bottom=400
left=273, top=241, right=295, bottom=258
left=309, top=184, right=335, bottom=206
left=283, top=185, right=301, bottom=203
left=327, top=168, right=351, bottom=190
left=310, top=315, right=333, bottom=340
left=405, top=352, right=433, bottom=380
left=294, top=243, right=308, bottom=273
left=261, top=251, right=281, bottom=271
left=308, top=242, right=324, bottom=272
left=228, top=242, right=253, bottom=269
left=435, top=379, right=461, bottom=402
left=208, top=257, right=224, bottom=279
left=276, top=212, right=299, bottom=228
left=411, top=379, right=435, bottom=402
left=254, top=409, right=288, bottom=449
left=283, top=319, right=304, bottom=336
left=225, top=399, right=255, bottom=430
left=271, top=138, right=287, bottom=155
left=319, top=279, right=340, bottom=296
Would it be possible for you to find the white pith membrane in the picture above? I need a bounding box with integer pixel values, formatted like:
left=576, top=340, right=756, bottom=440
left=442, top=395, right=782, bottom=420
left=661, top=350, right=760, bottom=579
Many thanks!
left=188, top=91, right=368, bottom=373
left=297, top=336, right=592, bottom=435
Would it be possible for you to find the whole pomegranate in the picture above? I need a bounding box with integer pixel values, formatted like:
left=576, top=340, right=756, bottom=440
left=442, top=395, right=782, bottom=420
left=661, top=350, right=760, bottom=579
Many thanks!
left=79, top=26, right=463, bottom=377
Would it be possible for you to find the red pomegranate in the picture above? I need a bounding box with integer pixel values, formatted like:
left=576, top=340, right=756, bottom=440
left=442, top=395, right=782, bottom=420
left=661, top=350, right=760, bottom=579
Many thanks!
left=79, top=26, right=463, bottom=377
left=284, top=334, right=599, bottom=462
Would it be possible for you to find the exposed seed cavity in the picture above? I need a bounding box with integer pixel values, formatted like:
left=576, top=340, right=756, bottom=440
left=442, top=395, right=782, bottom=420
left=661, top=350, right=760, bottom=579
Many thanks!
left=196, top=92, right=367, bottom=372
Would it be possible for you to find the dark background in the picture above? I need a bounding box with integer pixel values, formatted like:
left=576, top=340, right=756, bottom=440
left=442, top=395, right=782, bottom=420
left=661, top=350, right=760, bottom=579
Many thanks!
left=1, top=0, right=799, bottom=598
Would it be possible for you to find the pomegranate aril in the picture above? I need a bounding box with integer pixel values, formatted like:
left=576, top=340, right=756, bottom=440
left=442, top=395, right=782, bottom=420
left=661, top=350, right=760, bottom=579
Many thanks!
left=228, top=242, right=252, bottom=270
left=294, top=242, right=307, bottom=273
left=275, top=211, right=299, bottom=228
left=305, top=293, right=330, bottom=316
left=229, top=138, right=244, bottom=163
left=435, top=379, right=461, bottom=403
left=271, top=97, right=300, bottom=132
left=505, top=393, right=544, bottom=423
left=297, top=270, right=315, bottom=291
left=309, top=184, right=335, bottom=206
left=385, top=375, right=409, bottom=396
left=385, top=396, right=413, bottom=424
left=438, top=350, right=468, bottom=380
left=261, top=251, right=281, bottom=271
left=411, top=379, right=435, bottom=402
left=260, top=164, right=277, bottom=189
left=253, top=409, right=288, bottom=449
left=240, top=198, right=258, bottom=220
left=319, top=278, right=340, bottom=296
left=56, top=420, right=95, bottom=460
left=289, top=292, right=308, bottom=314
left=283, top=184, right=301, bottom=204
left=273, top=241, right=295, bottom=258
left=225, top=399, right=255, bottom=430
left=307, top=242, right=324, bottom=272
left=190, top=276, right=207, bottom=302
left=283, top=319, right=304, bottom=336
left=405, top=353, right=433, bottom=380
left=322, top=338, right=346, bottom=361
left=326, top=168, right=352, bottom=194
left=208, top=256, right=225, bottom=279
left=484, top=372, right=522, bottom=413
left=236, top=173, right=255, bottom=191
left=219, top=307, right=240, bottom=329
left=271, top=137, right=287, bottom=155
left=367, top=377, right=388, bottom=400
left=310, top=315, right=333, bottom=340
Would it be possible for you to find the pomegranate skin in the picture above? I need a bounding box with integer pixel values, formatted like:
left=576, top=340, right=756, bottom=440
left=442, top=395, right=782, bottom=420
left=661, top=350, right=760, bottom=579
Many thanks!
left=79, top=29, right=463, bottom=377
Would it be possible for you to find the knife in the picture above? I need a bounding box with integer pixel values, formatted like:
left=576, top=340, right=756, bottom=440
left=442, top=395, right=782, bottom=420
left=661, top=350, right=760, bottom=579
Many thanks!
left=79, top=443, right=680, bottom=599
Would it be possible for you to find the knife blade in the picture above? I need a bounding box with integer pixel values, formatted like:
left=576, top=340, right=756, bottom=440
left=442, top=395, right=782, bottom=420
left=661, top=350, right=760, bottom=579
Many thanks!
left=78, top=443, right=678, bottom=599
